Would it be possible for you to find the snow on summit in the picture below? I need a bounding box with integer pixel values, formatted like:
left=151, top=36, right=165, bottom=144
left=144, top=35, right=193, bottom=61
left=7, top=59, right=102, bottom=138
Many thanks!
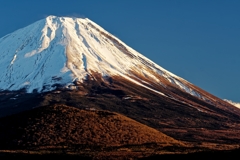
left=0, top=15, right=200, bottom=96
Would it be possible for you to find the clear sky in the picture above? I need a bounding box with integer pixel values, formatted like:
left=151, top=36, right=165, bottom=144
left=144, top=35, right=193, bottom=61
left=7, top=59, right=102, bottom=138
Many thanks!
left=0, top=0, right=239, bottom=101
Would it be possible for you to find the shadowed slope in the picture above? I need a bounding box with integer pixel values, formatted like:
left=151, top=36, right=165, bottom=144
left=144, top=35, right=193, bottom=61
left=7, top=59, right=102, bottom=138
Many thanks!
left=0, top=104, right=182, bottom=149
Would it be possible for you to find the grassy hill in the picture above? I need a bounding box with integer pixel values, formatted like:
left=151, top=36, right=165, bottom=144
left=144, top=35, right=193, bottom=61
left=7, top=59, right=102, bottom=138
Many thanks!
left=0, top=104, right=187, bottom=158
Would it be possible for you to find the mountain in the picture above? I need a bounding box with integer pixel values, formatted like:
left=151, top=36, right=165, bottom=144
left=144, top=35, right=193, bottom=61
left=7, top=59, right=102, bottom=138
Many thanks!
left=0, top=15, right=210, bottom=97
left=0, top=15, right=240, bottom=158
left=224, top=99, right=240, bottom=109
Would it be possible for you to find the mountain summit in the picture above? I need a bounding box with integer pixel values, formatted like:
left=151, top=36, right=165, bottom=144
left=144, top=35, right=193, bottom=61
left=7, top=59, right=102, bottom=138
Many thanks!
left=0, top=15, right=200, bottom=97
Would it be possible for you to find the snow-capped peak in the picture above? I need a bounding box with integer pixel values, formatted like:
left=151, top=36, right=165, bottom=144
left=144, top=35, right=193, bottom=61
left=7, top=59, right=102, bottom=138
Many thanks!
left=0, top=15, right=202, bottom=98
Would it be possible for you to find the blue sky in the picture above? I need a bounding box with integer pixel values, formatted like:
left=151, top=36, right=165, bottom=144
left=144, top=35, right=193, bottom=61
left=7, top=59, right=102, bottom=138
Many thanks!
left=0, top=0, right=240, bottom=101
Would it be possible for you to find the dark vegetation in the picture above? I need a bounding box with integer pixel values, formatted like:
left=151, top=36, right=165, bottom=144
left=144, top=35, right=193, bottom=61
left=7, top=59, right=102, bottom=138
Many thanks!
left=141, top=148, right=240, bottom=160
left=0, top=147, right=240, bottom=159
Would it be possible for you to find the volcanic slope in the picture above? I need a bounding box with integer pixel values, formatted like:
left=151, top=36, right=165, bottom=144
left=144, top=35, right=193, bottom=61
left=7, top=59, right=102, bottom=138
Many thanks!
left=1, top=74, right=240, bottom=146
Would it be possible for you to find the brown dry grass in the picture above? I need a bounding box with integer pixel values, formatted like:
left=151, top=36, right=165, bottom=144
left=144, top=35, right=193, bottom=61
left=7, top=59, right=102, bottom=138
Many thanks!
left=0, top=104, right=182, bottom=149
